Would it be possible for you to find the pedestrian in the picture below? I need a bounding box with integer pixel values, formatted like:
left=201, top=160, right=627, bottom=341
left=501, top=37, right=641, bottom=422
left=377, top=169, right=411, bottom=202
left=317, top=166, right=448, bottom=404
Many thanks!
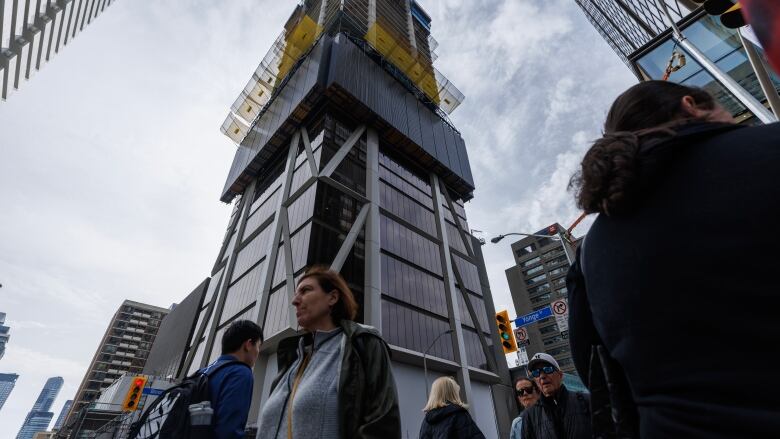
left=509, top=377, right=539, bottom=439
left=257, top=266, right=401, bottom=438
left=419, top=376, right=486, bottom=439
left=200, top=319, right=263, bottom=439
left=520, top=353, right=591, bottom=439
left=568, top=80, right=780, bottom=437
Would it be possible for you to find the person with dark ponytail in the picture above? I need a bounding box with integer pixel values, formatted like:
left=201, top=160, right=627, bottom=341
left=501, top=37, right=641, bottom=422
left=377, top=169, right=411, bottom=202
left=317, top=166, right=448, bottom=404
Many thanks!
left=567, top=81, right=780, bottom=438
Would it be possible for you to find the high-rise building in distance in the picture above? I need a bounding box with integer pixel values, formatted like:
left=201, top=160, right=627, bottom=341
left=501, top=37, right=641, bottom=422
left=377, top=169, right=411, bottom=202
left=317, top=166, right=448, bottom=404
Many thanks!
left=504, top=224, right=578, bottom=373
left=0, top=0, right=119, bottom=100
left=0, top=373, right=20, bottom=412
left=63, top=300, right=168, bottom=426
left=148, top=0, right=513, bottom=435
left=576, top=0, right=780, bottom=124
left=0, top=311, right=11, bottom=360
left=16, top=376, right=63, bottom=439
left=52, top=399, right=73, bottom=431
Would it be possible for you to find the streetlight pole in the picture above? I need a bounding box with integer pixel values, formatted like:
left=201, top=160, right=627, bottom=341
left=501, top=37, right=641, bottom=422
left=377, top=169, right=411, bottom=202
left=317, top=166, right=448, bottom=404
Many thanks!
left=423, top=329, right=454, bottom=400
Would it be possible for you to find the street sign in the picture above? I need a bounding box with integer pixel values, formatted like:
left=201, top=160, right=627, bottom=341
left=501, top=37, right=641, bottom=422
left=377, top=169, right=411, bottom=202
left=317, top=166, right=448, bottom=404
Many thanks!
left=552, top=299, right=569, bottom=332
left=142, top=388, right=164, bottom=396
left=514, top=306, right=552, bottom=327
left=517, top=346, right=529, bottom=366
left=514, top=327, right=530, bottom=346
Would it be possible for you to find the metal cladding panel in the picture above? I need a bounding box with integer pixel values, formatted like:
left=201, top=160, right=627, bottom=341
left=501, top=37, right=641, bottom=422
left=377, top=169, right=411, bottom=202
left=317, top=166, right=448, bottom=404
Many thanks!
left=404, top=92, right=423, bottom=147
left=143, top=279, right=209, bottom=377
left=442, top=124, right=462, bottom=177
left=431, top=117, right=451, bottom=172
left=222, top=146, right=252, bottom=197
left=455, top=135, right=474, bottom=187
left=416, top=99, right=437, bottom=158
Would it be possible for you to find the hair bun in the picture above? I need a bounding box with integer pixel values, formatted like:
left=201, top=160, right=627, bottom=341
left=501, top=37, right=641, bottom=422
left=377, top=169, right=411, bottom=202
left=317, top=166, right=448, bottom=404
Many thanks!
left=571, top=131, right=641, bottom=216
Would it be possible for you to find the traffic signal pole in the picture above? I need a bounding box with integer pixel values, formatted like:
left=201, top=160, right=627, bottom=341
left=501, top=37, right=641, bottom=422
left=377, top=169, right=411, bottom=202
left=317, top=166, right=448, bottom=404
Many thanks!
left=658, top=0, right=777, bottom=123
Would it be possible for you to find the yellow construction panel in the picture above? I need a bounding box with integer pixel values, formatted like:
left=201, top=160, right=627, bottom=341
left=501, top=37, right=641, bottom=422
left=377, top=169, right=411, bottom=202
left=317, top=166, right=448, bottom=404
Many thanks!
left=277, top=14, right=322, bottom=84
left=366, top=23, right=440, bottom=104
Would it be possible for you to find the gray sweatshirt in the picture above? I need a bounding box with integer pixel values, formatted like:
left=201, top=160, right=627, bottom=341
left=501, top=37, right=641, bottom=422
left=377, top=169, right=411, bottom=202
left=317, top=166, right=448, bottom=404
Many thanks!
left=258, top=328, right=345, bottom=439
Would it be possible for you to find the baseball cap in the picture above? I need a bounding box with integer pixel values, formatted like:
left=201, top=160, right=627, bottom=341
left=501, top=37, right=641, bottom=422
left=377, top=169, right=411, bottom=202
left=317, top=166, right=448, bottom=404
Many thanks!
left=527, top=353, right=561, bottom=373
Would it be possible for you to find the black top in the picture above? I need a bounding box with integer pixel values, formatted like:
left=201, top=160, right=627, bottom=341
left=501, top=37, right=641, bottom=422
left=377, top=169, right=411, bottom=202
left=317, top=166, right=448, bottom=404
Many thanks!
left=419, top=404, right=486, bottom=439
left=520, top=385, right=592, bottom=439
left=569, top=122, right=780, bottom=438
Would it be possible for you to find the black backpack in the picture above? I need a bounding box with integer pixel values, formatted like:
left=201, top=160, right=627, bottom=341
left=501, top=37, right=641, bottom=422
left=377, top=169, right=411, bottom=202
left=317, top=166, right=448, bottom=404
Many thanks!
left=128, top=360, right=250, bottom=439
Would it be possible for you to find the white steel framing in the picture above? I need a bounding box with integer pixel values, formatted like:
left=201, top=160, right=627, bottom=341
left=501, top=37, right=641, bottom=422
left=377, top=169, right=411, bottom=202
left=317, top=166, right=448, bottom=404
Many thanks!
left=182, top=124, right=503, bottom=405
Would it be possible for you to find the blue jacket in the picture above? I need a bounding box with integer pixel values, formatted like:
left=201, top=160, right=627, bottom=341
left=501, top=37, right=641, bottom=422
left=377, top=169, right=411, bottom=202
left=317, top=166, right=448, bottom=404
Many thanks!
left=201, top=355, right=253, bottom=439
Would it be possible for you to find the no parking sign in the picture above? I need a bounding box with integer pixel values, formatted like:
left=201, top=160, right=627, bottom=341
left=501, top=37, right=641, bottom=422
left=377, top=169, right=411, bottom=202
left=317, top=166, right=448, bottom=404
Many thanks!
left=551, top=299, right=569, bottom=332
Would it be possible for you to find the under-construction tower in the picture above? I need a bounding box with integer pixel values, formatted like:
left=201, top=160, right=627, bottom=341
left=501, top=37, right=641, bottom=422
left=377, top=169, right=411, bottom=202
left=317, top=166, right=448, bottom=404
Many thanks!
left=146, top=0, right=515, bottom=436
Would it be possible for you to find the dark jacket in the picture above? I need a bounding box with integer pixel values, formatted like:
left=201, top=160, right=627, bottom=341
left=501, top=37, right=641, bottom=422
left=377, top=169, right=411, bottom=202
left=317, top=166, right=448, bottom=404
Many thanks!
left=568, top=121, right=780, bottom=438
left=200, top=355, right=253, bottom=439
left=271, top=320, right=401, bottom=439
left=418, top=404, right=486, bottom=439
left=521, top=385, right=591, bottom=439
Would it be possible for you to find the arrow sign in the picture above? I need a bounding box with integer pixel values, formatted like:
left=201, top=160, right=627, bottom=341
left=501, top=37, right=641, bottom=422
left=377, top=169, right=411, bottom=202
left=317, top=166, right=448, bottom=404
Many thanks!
left=514, top=306, right=553, bottom=327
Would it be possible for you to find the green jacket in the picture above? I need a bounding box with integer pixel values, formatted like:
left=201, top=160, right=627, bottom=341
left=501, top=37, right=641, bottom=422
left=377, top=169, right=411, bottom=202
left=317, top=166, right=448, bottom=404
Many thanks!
left=271, top=320, right=402, bottom=439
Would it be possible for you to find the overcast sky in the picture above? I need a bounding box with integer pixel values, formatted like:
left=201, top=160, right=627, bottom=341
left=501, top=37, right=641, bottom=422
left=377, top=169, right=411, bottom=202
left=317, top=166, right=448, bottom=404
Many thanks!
left=0, top=0, right=634, bottom=434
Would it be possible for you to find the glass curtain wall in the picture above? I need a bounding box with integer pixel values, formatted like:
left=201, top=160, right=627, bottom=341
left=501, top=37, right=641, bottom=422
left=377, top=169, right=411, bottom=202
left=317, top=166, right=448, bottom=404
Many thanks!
left=635, top=15, right=780, bottom=122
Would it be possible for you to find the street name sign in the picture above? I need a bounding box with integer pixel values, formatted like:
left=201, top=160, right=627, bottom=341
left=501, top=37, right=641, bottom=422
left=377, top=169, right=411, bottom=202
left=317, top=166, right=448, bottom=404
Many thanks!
left=514, top=306, right=552, bottom=327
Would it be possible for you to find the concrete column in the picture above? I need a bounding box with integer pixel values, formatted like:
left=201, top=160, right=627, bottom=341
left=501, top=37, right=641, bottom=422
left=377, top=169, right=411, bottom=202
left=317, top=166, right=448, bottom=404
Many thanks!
left=431, top=174, right=473, bottom=412
left=200, top=180, right=257, bottom=367
left=363, top=128, right=382, bottom=328
left=254, top=131, right=301, bottom=330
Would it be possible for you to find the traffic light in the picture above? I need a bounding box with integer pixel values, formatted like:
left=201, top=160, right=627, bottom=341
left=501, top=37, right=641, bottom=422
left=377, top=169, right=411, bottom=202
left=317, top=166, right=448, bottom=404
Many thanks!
left=122, top=376, right=147, bottom=411
left=693, top=1, right=745, bottom=28
left=495, top=310, right=518, bottom=354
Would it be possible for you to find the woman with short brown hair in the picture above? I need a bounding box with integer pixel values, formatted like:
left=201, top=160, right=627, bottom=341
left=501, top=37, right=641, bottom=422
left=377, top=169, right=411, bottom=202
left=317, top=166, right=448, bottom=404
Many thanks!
left=257, top=266, right=401, bottom=439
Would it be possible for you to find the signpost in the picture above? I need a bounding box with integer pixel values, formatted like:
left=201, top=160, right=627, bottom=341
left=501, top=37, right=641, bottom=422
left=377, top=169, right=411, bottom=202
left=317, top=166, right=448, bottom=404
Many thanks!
left=514, top=306, right=552, bottom=327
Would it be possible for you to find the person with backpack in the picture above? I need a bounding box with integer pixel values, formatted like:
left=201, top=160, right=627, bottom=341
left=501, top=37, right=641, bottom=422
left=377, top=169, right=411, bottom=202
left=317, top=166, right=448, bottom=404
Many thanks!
left=199, top=319, right=263, bottom=438
left=418, top=376, right=485, bottom=439
left=129, top=319, right=262, bottom=439
left=567, top=80, right=780, bottom=438
left=520, top=353, right=591, bottom=439
left=257, top=266, right=401, bottom=439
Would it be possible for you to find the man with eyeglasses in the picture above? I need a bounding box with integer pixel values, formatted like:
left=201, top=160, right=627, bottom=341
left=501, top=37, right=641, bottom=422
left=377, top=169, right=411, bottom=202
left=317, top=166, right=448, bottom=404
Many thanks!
left=520, top=353, right=591, bottom=439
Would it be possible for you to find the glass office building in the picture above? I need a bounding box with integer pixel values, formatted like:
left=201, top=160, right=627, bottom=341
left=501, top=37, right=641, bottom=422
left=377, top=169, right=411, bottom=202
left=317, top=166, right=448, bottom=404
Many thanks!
left=150, top=1, right=514, bottom=436
left=16, top=377, right=63, bottom=439
left=0, top=373, right=19, bottom=413
left=577, top=1, right=780, bottom=123
left=0, top=311, right=10, bottom=360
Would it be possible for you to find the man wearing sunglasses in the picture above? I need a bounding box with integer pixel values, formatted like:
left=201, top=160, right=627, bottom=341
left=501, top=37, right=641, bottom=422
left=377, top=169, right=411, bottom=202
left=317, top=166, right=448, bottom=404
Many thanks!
left=520, top=353, right=591, bottom=439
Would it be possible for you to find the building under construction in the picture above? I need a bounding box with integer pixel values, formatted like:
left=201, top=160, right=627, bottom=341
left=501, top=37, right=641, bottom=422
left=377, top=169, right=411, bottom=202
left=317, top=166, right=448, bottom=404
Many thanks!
left=145, top=0, right=515, bottom=436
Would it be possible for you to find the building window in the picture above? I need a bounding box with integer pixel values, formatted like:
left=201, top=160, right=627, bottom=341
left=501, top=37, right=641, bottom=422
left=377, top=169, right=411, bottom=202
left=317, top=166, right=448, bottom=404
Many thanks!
left=527, top=283, right=550, bottom=295
left=548, top=267, right=567, bottom=276
left=516, top=244, right=536, bottom=257
left=539, top=324, right=559, bottom=334
left=519, top=256, right=541, bottom=268
left=524, top=265, right=544, bottom=277
left=525, top=274, right=547, bottom=286
left=530, top=293, right=552, bottom=304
